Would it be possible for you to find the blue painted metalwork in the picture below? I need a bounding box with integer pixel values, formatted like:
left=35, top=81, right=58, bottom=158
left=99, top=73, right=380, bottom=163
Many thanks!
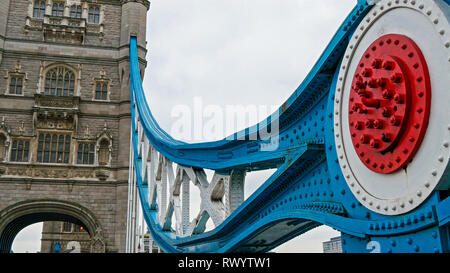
left=129, top=0, right=450, bottom=253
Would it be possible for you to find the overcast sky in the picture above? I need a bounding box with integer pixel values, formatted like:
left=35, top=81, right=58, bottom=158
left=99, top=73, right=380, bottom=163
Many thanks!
left=13, top=0, right=357, bottom=253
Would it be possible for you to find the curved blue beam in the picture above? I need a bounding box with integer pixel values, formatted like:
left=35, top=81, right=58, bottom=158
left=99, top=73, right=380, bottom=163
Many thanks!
left=129, top=1, right=380, bottom=253
left=129, top=0, right=450, bottom=253
left=129, top=1, right=373, bottom=172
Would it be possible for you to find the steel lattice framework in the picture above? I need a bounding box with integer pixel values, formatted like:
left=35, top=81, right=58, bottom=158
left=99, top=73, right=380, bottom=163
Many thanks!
left=126, top=0, right=450, bottom=253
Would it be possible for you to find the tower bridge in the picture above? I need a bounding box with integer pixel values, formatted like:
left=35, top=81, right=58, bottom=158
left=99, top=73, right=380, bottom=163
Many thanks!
left=0, top=0, right=449, bottom=253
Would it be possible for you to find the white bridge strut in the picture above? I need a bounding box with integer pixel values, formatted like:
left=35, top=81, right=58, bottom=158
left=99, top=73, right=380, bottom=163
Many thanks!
left=126, top=109, right=246, bottom=252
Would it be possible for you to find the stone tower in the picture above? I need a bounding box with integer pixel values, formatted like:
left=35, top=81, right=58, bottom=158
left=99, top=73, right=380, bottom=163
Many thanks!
left=0, top=0, right=149, bottom=253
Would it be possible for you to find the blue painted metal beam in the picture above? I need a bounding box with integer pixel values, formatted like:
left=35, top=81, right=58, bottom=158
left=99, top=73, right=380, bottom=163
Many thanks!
left=129, top=0, right=450, bottom=253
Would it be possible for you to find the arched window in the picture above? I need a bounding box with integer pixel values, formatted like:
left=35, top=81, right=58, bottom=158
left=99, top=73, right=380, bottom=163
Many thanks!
left=52, top=2, right=64, bottom=17
left=33, top=1, right=46, bottom=19
left=10, top=139, right=30, bottom=162
left=70, top=5, right=82, bottom=19
left=95, top=82, right=108, bottom=100
left=0, top=134, right=6, bottom=161
left=77, top=143, right=95, bottom=165
left=98, top=139, right=110, bottom=166
left=44, top=66, right=75, bottom=96
left=62, top=222, right=72, bottom=232
left=9, top=75, right=24, bottom=95
left=88, top=6, right=100, bottom=24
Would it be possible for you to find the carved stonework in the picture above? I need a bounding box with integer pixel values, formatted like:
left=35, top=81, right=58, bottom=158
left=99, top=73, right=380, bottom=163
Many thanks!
left=95, top=170, right=109, bottom=181
left=39, top=99, right=77, bottom=108
left=35, top=94, right=80, bottom=109
left=25, top=6, right=106, bottom=44
left=43, top=16, right=86, bottom=45
left=6, top=167, right=31, bottom=177
left=0, top=117, right=11, bottom=135
left=26, top=18, right=44, bottom=30
left=37, top=116, right=75, bottom=130
left=33, top=94, right=80, bottom=132
left=4, top=166, right=99, bottom=179
left=90, top=228, right=106, bottom=253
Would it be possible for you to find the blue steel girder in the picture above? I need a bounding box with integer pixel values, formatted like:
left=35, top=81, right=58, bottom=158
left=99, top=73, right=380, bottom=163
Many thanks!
left=129, top=0, right=450, bottom=253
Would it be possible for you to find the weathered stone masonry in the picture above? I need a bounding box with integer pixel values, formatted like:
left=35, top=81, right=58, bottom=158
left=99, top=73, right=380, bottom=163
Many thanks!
left=0, top=0, right=149, bottom=253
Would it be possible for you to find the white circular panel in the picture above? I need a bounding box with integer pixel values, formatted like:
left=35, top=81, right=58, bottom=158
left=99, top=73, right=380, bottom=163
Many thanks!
left=334, top=0, right=450, bottom=215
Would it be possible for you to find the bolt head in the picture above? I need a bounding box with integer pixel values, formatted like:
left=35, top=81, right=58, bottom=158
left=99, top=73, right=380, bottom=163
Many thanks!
left=382, top=107, right=392, bottom=117
left=394, top=93, right=404, bottom=103
left=374, top=119, right=384, bottom=129
left=354, top=121, right=364, bottom=130
left=370, top=139, right=380, bottom=148
left=390, top=116, right=402, bottom=126
left=365, top=119, right=374, bottom=128
left=372, top=59, right=383, bottom=69
left=391, top=73, right=403, bottom=83
left=383, top=60, right=396, bottom=70
left=360, top=135, right=371, bottom=144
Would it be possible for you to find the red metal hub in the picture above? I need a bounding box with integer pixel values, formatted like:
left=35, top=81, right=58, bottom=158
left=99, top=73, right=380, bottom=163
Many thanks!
left=348, top=34, right=431, bottom=174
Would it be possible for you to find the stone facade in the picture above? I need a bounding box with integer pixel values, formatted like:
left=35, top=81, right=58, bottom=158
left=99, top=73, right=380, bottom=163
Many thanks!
left=41, top=221, right=91, bottom=253
left=0, top=0, right=149, bottom=253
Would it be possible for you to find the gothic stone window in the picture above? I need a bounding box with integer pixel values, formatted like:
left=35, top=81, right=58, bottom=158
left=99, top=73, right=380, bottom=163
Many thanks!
left=88, top=6, right=100, bottom=24
left=70, top=5, right=82, bottom=19
left=52, top=2, right=65, bottom=17
left=37, top=133, right=71, bottom=164
left=33, top=0, right=46, bottom=19
left=10, top=139, right=30, bottom=162
left=9, top=75, right=24, bottom=95
left=73, top=224, right=84, bottom=232
left=98, top=139, right=110, bottom=166
left=62, top=222, right=84, bottom=233
left=44, top=66, right=75, bottom=96
left=77, top=142, right=95, bottom=165
left=0, top=134, right=6, bottom=161
left=62, top=222, right=72, bottom=232
left=95, top=81, right=108, bottom=100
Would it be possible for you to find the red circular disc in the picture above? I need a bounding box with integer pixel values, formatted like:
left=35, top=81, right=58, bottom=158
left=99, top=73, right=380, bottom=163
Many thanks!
left=348, top=34, right=431, bottom=174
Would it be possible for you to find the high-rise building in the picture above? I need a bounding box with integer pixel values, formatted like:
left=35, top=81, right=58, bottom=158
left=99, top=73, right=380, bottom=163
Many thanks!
left=323, top=236, right=343, bottom=253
